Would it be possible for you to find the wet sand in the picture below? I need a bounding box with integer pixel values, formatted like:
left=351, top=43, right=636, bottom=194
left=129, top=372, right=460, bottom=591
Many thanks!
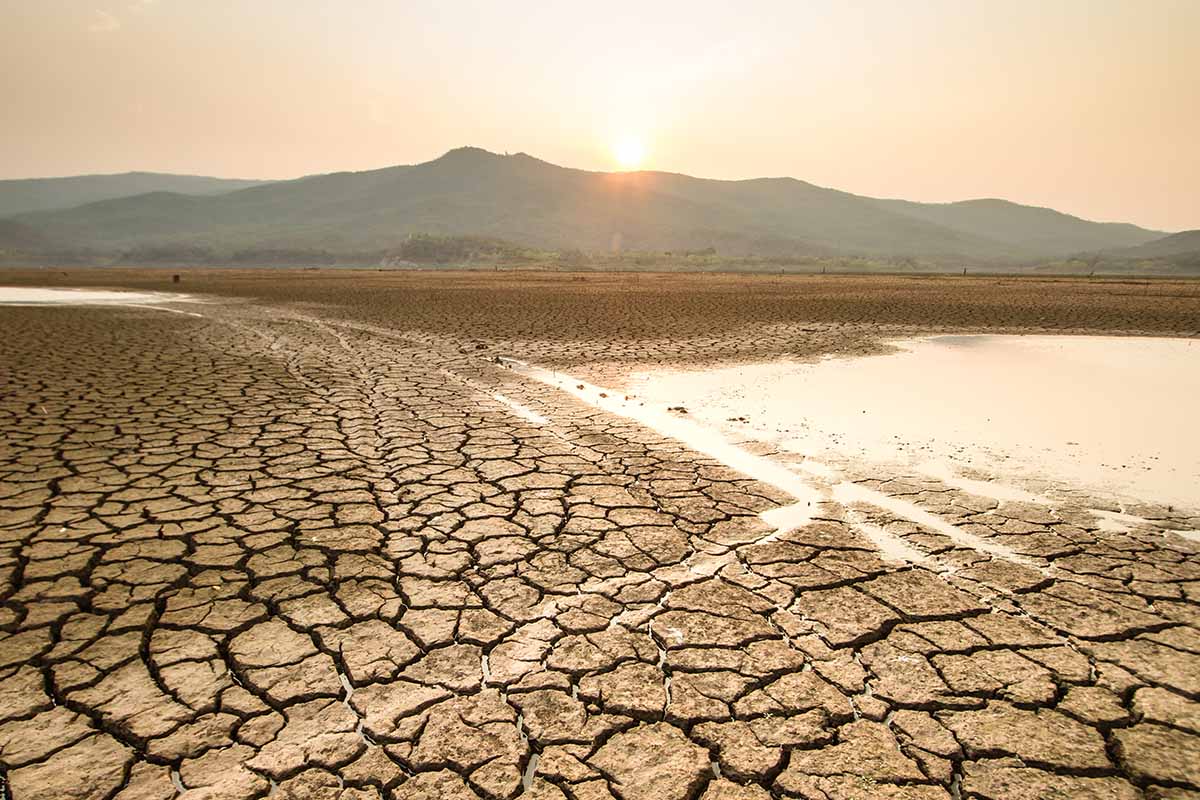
left=1, top=269, right=1198, bottom=799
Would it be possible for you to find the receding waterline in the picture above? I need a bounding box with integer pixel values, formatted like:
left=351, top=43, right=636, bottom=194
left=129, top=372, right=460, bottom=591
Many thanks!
left=502, top=357, right=824, bottom=531
left=628, top=335, right=1200, bottom=511
left=490, top=392, right=549, bottom=426
left=0, top=287, right=202, bottom=315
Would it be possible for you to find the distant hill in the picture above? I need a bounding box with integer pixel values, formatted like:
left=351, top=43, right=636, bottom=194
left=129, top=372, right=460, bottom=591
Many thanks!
left=3, top=149, right=1169, bottom=263
left=1107, top=229, right=1200, bottom=259
left=0, top=219, right=48, bottom=250
left=870, top=197, right=1161, bottom=258
left=0, top=172, right=270, bottom=218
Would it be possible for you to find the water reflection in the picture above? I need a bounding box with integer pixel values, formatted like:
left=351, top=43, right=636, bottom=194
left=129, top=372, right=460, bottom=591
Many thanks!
left=629, top=335, right=1199, bottom=511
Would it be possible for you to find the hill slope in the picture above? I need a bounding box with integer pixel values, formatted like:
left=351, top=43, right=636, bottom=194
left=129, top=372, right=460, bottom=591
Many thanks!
left=871, top=197, right=1161, bottom=257
left=7, top=149, right=1166, bottom=262
left=0, top=172, right=270, bottom=218
left=1108, top=229, right=1200, bottom=259
left=0, top=219, right=48, bottom=250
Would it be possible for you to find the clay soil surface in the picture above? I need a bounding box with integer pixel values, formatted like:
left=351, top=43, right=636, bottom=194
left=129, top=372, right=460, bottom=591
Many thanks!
left=1, top=268, right=1199, bottom=800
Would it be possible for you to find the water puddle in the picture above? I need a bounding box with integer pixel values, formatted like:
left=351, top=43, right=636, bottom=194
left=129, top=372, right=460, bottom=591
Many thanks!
left=628, top=335, right=1200, bottom=512
left=510, top=335, right=1197, bottom=567
left=833, top=481, right=1043, bottom=569
left=849, top=519, right=932, bottom=565
left=1091, top=509, right=1200, bottom=544
left=917, top=460, right=1047, bottom=504
left=758, top=502, right=821, bottom=544
left=0, top=286, right=202, bottom=316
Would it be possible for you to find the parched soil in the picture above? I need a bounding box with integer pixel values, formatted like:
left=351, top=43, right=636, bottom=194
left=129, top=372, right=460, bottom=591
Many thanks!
left=5, top=268, right=1200, bottom=370
left=0, top=269, right=1198, bottom=800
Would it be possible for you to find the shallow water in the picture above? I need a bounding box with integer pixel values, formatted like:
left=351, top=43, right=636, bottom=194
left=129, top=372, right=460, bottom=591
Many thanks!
left=629, top=335, right=1200, bottom=511
left=0, top=286, right=201, bottom=314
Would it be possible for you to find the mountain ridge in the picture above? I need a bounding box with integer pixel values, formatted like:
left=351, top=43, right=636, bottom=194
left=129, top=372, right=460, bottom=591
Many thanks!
left=1106, top=229, right=1200, bottom=259
left=0, top=171, right=271, bottom=219
left=3, top=148, right=1170, bottom=263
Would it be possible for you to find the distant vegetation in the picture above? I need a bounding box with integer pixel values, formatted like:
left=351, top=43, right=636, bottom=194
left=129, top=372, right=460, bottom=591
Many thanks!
left=0, top=149, right=1194, bottom=275
left=1033, top=253, right=1200, bottom=276
left=8, top=234, right=1192, bottom=276
left=387, top=234, right=537, bottom=265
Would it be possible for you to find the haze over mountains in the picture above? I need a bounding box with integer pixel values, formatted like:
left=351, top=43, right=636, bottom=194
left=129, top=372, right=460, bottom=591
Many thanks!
left=1108, top=230, right=1200, bottom=260
left=0, top=173, right=268, bottom=219
left=0, top=148, right=1190, bottom=267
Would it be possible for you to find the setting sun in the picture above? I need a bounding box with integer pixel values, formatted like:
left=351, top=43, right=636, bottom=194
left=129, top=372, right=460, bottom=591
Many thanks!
left=612, top=136, right=646, bottom=170
left=0, top=4, right=1197, bottom=796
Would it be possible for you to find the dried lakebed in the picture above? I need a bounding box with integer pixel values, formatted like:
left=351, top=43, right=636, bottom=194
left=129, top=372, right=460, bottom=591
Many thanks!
left=0, top=287, right=1198, bottom=800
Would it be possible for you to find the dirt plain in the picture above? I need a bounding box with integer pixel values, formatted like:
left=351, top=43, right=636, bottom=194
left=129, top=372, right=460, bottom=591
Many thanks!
left=1, top=268, right=1199, bottom=800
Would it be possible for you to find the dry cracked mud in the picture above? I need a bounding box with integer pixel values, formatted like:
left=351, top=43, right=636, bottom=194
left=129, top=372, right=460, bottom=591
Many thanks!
left=1, top=270, right=1198, bottom=800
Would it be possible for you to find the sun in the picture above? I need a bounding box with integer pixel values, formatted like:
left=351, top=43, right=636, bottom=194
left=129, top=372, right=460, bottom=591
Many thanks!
left=612, top=136, right=646, bottom=170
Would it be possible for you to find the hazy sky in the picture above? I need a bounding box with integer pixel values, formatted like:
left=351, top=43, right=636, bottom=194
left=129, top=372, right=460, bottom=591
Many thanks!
left=2, top=0, right=1196, bottom=230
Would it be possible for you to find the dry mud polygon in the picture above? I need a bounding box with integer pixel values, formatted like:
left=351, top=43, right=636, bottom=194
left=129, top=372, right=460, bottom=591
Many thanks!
left=1, top=270, right=1198, bottom=800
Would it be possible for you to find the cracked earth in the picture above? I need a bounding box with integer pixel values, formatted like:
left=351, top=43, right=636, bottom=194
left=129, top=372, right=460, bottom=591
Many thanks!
left=1, top=271, right=1199, bottom=800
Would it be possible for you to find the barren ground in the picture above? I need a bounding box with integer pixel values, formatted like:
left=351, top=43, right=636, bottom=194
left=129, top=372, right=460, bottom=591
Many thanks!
left=1, top=269, right=1198, bottom=800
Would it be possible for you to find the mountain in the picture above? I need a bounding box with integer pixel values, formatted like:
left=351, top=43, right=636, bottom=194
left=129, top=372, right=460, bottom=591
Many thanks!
left=0, top=219, right=48, bottom=250
left=1107, top=229, right=1200, bottom=259
left=870, top=197, right=1161, bottom=257
left=4, top=149, right=1168, bottom=262
left=0, top=172, right=270, bottom=218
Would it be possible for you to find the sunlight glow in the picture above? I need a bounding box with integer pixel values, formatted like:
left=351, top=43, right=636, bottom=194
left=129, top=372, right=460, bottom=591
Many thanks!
left=612, top=136, right=646, bottom=170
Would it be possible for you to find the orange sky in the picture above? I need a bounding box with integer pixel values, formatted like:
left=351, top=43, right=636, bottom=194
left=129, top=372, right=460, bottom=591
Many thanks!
left=2, top=0, right=1196, bottom=230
